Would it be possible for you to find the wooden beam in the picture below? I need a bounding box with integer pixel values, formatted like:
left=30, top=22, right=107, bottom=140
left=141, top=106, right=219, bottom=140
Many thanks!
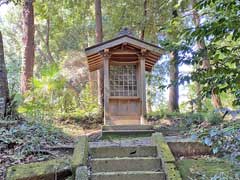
left=89, top=64, right=102, bottom=71
left=110, top=60, right=138, bottom=65
left=88, top=56, right=102, bottom=63
left=111, top=49, right=139, bottom=55
left=88, top=59, right=102, bottom=65
left=146, top=67, right=152, bottom=72
left=145, top=62, right=154, bottom=67
left=148, top=53, right=160, bottom=59
left=139, top=55, right=146, bottom=124
left=103, top=51, right=110, bottom=124
left=89, top=66, right=102, bottom=72
left=89, top=62, right=103, bottom=70
left=85, top=36, right=164, bottom=56
left=89, top=61, right=103, bottom=67
left=111, top=57, right=137, bottom=61
left=88, top=53, right=100, bottom=59
left=146, top=59, right=156, bottom=65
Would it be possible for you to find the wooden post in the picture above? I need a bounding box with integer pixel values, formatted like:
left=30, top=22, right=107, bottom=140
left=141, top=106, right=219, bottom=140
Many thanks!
left=139, top=50, right=146, bottom=124
left=103, top=49, right=110, bottom=124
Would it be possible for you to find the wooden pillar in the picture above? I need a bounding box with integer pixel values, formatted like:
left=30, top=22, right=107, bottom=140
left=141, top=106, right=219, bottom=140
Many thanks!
left=103, top=49, right=110, bottom=124
left=139, top=51, right=146, bottom=124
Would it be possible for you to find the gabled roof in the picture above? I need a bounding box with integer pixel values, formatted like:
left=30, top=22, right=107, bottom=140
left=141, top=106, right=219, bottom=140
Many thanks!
left=85, top=34, right=164, bottom=72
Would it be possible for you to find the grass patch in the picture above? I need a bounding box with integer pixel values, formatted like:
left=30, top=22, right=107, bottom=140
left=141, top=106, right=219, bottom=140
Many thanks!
left=177, top=158, right=240, bottom=179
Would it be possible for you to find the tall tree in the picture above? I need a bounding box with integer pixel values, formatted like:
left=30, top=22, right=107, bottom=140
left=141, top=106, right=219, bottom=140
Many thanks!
left=95, top=0, right=103, bottom=43
left=0, top=31, right=9, bottom=115
left=168, top=50, right=179, bottom=112
left=192, top=0, right=222, bottom=109
left=20, top=0, right=35, bottom=93
left=94, top=0, right=104, bottom=107
left=140, top=0, right=147, bottom=40
left=167, top=9, right=180, bottom=112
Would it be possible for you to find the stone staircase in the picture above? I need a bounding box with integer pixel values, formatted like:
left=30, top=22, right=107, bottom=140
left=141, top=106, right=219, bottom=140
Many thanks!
left=102, top=125, right=155, bottom=137
left=89, top=145, right=166, bottom=180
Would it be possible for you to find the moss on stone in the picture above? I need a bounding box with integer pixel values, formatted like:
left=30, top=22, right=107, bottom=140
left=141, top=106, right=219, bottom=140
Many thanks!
left=6, top=136, right=89, bottom=180
left=102, top=133, right=152, bottom=140
left=177, top=158, right=239, bottom=179
left=152, top=133, right=175, bottom=163
left=6, top=157, right=72, bottom=180
left=71, top=136, right=88, bottom=171
left=165, top=163, right=182, bottom=180
left=75, top=166, right=88, bottom=180
left=152, top=133, right=182, bottom=180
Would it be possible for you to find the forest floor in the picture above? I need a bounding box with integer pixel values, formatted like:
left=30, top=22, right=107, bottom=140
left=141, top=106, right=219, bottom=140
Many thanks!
left=1, top=116, right=239, bottom=179
left=0, top=117, right=102, bottom=180
left=149, top=116, right=240, bottom=179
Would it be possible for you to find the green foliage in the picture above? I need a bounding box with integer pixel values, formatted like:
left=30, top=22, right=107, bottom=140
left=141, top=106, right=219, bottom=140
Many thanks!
left=146, top=61, right=168, bottom=110
left=181, top=0, right=240, bottom=106
left=147, top=110, right=205, bottom=125
left=192, top=121, right=240, bottom=164
left=205, top=112, right=223, bottom=125
left=147, top=109, right=183, bottom=121
left=19, top=64, right=99, bottom=123
left=0, top=120, right=72, bottom=157
left=184, top=112, right=205, bottom=126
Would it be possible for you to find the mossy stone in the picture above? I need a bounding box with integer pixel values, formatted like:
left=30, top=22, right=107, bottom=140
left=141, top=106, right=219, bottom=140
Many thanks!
left=177, top=158, right=239, bottom=179
left=75, top=166, right=88, bottom=180
left=152, top=133, right=175, bottom=163
left=71, top=136, right=89, bottom=171
left=6, top=157, right=72, bottom=180
left=165, top=163, right=182, bottom=180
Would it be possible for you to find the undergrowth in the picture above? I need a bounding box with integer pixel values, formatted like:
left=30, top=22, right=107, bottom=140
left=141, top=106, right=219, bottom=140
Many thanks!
left=18, top=64, right=102, bottom=128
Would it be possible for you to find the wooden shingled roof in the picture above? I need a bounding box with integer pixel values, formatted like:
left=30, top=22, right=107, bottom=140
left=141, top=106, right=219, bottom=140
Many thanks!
left=85, top=34, right=164, bottom=72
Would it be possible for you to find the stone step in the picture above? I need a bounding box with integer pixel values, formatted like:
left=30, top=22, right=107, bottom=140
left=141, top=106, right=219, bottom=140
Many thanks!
left=91, top=157, right=162, bottom=172
left=102, top=125, right=154, bottom=131
left=102, top=125, right=155, bottom=137
left=102, top=129, right=155, bottom=136
left=90, top=146, right=157, bottom=158
left=91, top=171, right=166, bottom=180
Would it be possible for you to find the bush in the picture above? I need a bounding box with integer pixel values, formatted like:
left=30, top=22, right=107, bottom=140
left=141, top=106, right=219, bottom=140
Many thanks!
left=18, top=64, right=100, bottom=124
left=194, top=121, right=240, bottom=163
left=184, top=112, right=205, bottom=125
left=206, top=112, right=223, bottom=125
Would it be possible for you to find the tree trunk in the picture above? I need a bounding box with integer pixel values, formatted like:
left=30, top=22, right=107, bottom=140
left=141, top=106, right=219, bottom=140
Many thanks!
left=192, top=4, right=222, bottom=109
left=45, top=18, right=54, bottom=63
left=95, top=0, right=103, bottom=43
left=140, top=0, right=147, bottom=40
left=147, top=98, right=152, bottom=113
left=0, top=31, right=9, bottom=115
left=168, top=51, right=179, bottom=112
left=95, top=0, right=104, bottom=107
left=141, top=0, right=151, bottom=112
left=196, top=82, right=202, bottom=111
left=21, top=0, right=35, bottom=94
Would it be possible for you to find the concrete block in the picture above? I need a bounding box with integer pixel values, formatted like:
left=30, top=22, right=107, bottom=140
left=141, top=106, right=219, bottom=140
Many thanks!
left=6, top=158, right=72, bottom=180
left=91, top=171, right=166, bottom=180
left=152, top=133, right=175, bottom=163
left=90, top=146, right=157, bottom=158
left=102, top=125, right=154, bottom=131
left=91, top=157, right=162, bottom=172
left=167, top=141, right=211, bottom=157
left=71, top=136, right=89, bottom=171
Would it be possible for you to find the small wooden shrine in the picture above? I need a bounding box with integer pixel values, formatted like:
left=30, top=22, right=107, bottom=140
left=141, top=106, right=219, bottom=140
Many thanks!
left=85, top=28, right=164, bottom=125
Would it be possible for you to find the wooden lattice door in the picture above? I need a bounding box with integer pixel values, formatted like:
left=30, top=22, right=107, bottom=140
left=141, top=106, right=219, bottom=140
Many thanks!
left=108, top=64, right=141, bottom=125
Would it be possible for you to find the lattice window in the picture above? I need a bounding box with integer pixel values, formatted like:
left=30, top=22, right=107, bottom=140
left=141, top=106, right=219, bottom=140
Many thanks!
left=109, top=64, right=137, bottom=96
